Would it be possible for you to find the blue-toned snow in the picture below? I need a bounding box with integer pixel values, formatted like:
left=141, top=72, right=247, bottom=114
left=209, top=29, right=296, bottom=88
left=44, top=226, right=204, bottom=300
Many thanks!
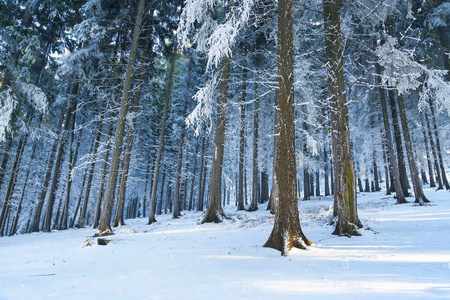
left=1, top=188, right=449, bottom=299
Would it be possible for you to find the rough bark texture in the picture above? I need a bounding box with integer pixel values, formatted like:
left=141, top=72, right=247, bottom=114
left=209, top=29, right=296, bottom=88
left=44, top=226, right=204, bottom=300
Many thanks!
left=98, top=0, right=146, bottom=234
left=323, top=0, right=362, bottom=236
left=201, top=58, right=230, bottom=223
left=424, top=110, right=443, bottom=189
left=264, top=0, right=311, bottom=255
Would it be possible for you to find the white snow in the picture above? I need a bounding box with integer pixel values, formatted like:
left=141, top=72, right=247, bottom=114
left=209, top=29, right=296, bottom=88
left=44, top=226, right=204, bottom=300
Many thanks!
left=1, top=189, right=450, bottom=299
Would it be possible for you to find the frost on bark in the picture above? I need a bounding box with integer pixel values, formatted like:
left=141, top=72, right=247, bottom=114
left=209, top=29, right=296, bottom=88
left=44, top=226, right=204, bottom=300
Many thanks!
left=200, top=58, right=230, bottom=224
left=263, top=0, right=311, bottom=255
left=323, top=0, right=362, bottom=236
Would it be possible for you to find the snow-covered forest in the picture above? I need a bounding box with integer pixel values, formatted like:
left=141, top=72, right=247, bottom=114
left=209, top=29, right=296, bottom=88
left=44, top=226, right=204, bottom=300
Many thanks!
left=0, top=0, right=449, bottom=296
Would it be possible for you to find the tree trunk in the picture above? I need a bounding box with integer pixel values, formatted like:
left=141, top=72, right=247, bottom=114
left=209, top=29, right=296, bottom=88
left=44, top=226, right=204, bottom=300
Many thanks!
left=323, top=0, right=362, bottom=236
left=428, top=97, right=449, bottom=190
left=9, top=140, right=37, bottom=236
left=98, top=0, right=146, bottom=234
left=397, top=94, right=430, bottom=204
left=376, top=63, right=407, bottom=204
left=148, top=52, right=176, bottom=224
left=0, top=136, right=13, bottom=196
left=93, top=114, right=114, bottom=229
left=200, top=58, right=230, bottom=223
left=424, top=109, right=443, bottom=189
left=42, top=83, right=78, bottom=232
left=173, top=59, right=192, bottom=218
left=196, top=133, right=206, bottom=211
left=157, top=170, right=166, bottom=215
left=57, top=109, right=81, bottom=230
left=188, top=140, right=199, bottom=211
left=237, top=63, right=247, bottom=211
left=324, top=146, right=330, bottom=196
left=70, top=167, right=87, bottom=228
left=373, top=152, right=380, bottom=191
left=29, top=110, right=65, bottom=233
left=264, top=0, right=311, bottom=255
left=315, top=168, right=320, bottom=196
left=420, top=112, right=435, bottom=188
left=303, top=167, right=310, bottom=200
left=78, top=106, right=105, bottom=228
left=0, top=133, right=27, bottom=235
left=248, top=65, right=259, bottom=212
left=388, top=90, right=410, bottom=197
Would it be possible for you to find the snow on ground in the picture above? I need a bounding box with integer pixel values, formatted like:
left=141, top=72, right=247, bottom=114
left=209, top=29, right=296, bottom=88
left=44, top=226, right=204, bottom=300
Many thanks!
left=1, top=188, right=450, bottom=300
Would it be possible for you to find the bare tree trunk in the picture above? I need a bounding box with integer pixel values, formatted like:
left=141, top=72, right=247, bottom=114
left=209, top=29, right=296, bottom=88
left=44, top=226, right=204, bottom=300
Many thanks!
left=157, top=170, right=166, bottom=215
left=267, top=91, right=279, bottom=214
left=57, top=110, right=82, bottom=230
left=428, top=97, right=449, bottom=190
left=376, top=63, right=407, bottom=204
left=92, top=114, right=114, bottom=229
left=188, top=141, right=199, bottom=211
left=142, top=161, right=151, bottom=217
left=98, top=0, right=146, bottom=234
left=78, top=106, right=105, bottom=228
left=196, top=133, right=206, bottom=211
left=9, top=140, right=37, bottom=236
left=323, top=0, right=362, bottom=236
left=70, top=167, right=87, bottom=228
left=424, top=109, right=443, bottom=189
left=264, top=0, right=311, bottom=255
left=29, top=110, right=65, bottom=233
left=238, top=64, right=247, bottom=211
left=200, top=58, right=230, bottom=223
left=173, top=59, right=192, bottom=218
left=0, top=136, right=13, bottom=196
left=420, top=112, right=435, bottom=188
left=148, top=52, right=176, bottom=224
left=42, top=83, right=78, bottom=232
left=248, top=66, right=259, bottom=212
left=388, top=90, right=410, bottom=197
left=0, top=133, right=27, bottom=235
left=324, top=146, right=330, bottom=196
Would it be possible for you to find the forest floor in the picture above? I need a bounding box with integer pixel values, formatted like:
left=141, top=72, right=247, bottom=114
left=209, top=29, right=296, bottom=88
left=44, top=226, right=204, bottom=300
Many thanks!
left=1, top=188, right=449, bottom=299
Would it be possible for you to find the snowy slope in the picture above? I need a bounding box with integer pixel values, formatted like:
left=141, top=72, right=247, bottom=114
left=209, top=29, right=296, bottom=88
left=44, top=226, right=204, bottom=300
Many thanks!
left=1, top=188, right=449, bottom=300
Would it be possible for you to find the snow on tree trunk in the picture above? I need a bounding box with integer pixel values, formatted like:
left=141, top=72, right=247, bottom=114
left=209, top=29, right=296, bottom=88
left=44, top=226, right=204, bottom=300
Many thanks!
left=201, top=58, right=230, bottom=224
left=98, top=0, right=146, bottom=234
left=263, top=0, right=311, bottom=255
left=323, top=0, right=362, bottom=236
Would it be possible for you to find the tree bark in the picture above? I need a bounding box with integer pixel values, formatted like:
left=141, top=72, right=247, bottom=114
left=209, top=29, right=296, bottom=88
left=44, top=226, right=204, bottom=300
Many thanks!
left=248, top=65, right=259, bottom=212
left=98, top=0, right=146, bottom=234
left=93, top=113, right=114, bottom=229
left=420, top=112, right=435, bottom=188
left=29, top=110, right=64, bottom=233
left=238, top=64, right=247, bottom=211
left=376, top=64, right=407, bottom=204
left=200, top=58, right=230, bottom=223
left=323, top=0, right=362, bottom=236
left=42, top=83, right=78, bottom=232
left=173, top=59, right=192, bottom=218
left=78, top=105, right=105, bottom=228
left=264, top=0, right=311, bottom=255
left=397, top=94, right=430, bottom=204
left=388, top=90, right=410, bottom=197
left=424, top=109, right=443, bottom=189
left=428, top=97, right=449, bottom=190
left=148, top=52, right=176, bottom=224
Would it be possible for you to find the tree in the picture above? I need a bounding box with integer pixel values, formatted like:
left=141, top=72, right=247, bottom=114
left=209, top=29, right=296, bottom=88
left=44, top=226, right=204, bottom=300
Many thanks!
left=98, top=0, right=146, bottom=234
left=323, top=0, right=362, bottom=236
left=264, top=0, right=312, bottom=255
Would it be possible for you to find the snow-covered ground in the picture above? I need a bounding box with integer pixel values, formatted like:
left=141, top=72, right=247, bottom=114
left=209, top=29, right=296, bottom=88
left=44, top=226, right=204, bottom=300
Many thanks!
left=1, top=188, right=449, bottom=300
